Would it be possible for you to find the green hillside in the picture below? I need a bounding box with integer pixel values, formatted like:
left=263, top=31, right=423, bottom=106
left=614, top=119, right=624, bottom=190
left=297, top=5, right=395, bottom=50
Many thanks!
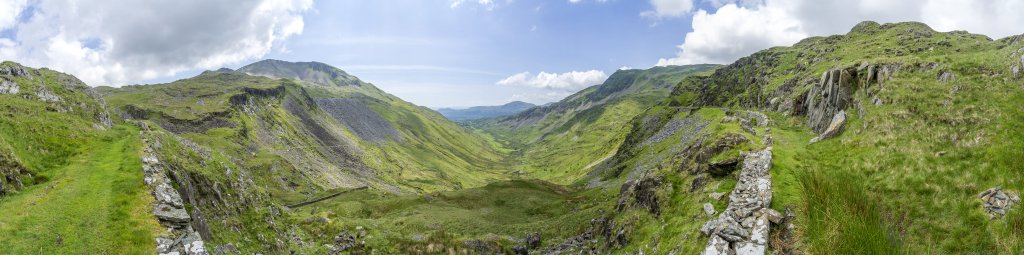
left=1, top=21, right=1023, bottom=254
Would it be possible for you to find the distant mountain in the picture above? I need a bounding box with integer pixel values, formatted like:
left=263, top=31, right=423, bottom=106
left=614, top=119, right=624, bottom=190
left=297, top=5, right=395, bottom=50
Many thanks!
left=437, top=101, right=536, bottom=122
left=237, top=59, right=367, bottom=87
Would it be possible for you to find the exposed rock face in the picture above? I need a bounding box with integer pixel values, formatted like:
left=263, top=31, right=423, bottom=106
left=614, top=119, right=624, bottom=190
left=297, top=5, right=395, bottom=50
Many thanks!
left=0, top=78, right=19, bottom=94
left=978, top=187, right=1020, bottom=219
left=809, top=111, right=847, bottom=143
left=806, top=68, right=856, bottom=134
left=701, top=126, right=775, bottom=255
left=140, top=125, right=209, bottom=255
left=34, top=87, right=62, bottom=102
left=315, top=98, right=402, bottom=143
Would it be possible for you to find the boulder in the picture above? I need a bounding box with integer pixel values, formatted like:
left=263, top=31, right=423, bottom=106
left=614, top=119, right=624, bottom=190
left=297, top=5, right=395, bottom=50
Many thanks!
left=708, top=157, right=740, bottom=177
left=810, top=111, right=847, bottom=143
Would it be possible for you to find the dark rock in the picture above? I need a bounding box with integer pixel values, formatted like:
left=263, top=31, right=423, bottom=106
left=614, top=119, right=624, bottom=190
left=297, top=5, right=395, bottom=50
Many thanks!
left=708, top=157, right=740, bottom=177
left=978, top=187, right=1020, bottom=218
left=512, top=245, right=528, bottom=255
left=525, top=232, right=542, bottom=249
left=616, top=176, right=663, bottom=215
left=690, top=175, right=707, bottom=192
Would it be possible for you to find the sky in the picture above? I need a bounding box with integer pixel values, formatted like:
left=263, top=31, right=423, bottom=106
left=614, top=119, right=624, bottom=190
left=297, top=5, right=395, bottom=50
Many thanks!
left=1, top=0, right=1022, bottom=108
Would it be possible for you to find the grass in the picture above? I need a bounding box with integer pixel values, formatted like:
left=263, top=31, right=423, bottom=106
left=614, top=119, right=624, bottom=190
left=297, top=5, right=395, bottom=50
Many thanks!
left=0, top=125, right=158, bottom=254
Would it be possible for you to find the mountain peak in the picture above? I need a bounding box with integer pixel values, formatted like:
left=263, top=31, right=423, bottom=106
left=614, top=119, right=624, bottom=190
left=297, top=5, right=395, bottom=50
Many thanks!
left=237, top=59, right=366, bottom=87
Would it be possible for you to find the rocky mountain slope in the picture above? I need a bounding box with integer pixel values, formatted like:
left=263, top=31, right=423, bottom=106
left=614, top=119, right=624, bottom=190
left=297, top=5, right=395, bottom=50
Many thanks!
left=437, top=101, right=536, bottom=122
left=478, top=64, right=719, bottom=184
left=0, top=21, right=1022, bottom=254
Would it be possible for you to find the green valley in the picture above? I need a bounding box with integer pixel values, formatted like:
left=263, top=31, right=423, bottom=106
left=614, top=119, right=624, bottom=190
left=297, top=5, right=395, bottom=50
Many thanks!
left=1, top=20, right=1022, bottom=255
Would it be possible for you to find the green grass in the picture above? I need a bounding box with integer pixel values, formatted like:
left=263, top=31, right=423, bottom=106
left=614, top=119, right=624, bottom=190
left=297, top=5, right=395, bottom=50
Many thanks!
left=0, top=125, right=158, bottom=254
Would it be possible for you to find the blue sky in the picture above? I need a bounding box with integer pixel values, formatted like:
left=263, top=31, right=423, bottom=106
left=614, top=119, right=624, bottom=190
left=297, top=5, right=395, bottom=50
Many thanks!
left=2, top=0, right=1022, bottom=108
left=211, top=0, right=702, bottom=108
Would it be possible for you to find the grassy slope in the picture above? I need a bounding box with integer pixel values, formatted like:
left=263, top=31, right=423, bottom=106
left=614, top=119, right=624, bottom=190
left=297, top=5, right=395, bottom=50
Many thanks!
left=482, top=65, right=719, bottom=184
left=0, top=125, right=158, bottom=254
left=658, top=22, right=1024, bottom=253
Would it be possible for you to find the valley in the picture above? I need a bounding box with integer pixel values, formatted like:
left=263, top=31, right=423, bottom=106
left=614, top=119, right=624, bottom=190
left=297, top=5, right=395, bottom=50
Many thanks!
left=0, top=21, right=1022, bottom=255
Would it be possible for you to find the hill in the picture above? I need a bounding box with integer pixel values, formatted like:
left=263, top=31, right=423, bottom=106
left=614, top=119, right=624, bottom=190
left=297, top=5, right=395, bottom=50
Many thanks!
left=437, top=101, right=536, bottom=122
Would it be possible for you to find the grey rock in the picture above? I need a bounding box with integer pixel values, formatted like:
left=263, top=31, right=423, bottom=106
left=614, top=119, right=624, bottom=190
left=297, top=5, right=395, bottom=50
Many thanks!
left=759, top=208, right=783, bottom=224
left=810, top=111, right=846, bottom=143
left=1013, top=65, right=1020, bottom=80
left=0, top=79, right=18, bottom=94
left=34, top=87, right=62, bottom=102
left=704, top=203, right=717, bottom=217
left=938, top=71, right=955, bottom=83
left=154, top=183, right=185, bottom=208
left=806, top=68, right=855, bottom=134
left=154, top=203, right=191, bottom=224
left=710, top=192, right=726, bottom=200
left=978, top=187, right=1020, bottom=218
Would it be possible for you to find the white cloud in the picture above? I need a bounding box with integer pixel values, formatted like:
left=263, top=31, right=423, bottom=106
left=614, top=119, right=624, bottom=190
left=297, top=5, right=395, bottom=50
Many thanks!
left=642, top=0, right=695, bottom=18
left=449, top=0, right=496, bottom=10
left=0, top=0, right=313, bottom=86
left=0, top=0, right=28, bottom=30
left=497, top=70, right=608, bottom=90
left=656, top=0, right=1024, bottom=66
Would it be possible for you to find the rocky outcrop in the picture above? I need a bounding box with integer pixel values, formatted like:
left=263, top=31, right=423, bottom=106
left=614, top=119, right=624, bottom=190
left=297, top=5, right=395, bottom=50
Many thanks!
left=978, top=187, right=1020, bottom=219
left=938, top=71, right=956, bottom=83
left=315, top=98, right=402, bottom=143
left=616, top=175, right=663, bottom=216
left=140, top=125, right=209, bottom=255
left=701, top=124, right=776, bottom=255
left=809, top=110, right=847, bottom=143
left=0, top=78, right=19, bottom=94
left=806, top=68, right=856, bottom=134
left=34, top=87, right=62, bottom=102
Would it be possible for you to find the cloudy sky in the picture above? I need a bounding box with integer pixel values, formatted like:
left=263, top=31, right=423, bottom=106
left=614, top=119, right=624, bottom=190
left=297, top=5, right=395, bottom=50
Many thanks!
left=1, top=0, right=1021, bottom=108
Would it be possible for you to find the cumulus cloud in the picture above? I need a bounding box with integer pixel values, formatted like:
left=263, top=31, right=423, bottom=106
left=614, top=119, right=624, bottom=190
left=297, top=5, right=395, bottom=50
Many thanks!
left=642, top=0, right=695, bottom=18
left=0, top=0, right=313, bottom=86
left=656, top=0, right=1024, bottom=66
left=450, top=0, right=496, bottom=10
left=0, top=0, right=28, bottom=30
left=497, top=70, right=608, bottom=90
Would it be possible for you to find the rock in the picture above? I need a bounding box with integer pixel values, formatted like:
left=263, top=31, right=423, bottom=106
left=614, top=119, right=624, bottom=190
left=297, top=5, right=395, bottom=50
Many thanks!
left=938, top=71, right=955, bottom=83
left=709, top=192, right=726, bottom=200
left=810, top=111, right=846, bottom=143
left=759, top=208, right=783, bottom=224
left=978, top=187, right=1020, bottom=218
left=0, top=79, right=19, bottom=94
left=212, top=243, right=239, bottom=254
left=153, top=203, right=191, bottom=224
left=704, top=203, right=717, bottom=217
left=702, top=235, right=730, bottom=255
left=154, top=183, right=185, bottom=208
left=181, top=231, right=208, bottom=255
left=700, top=219, right=719, bottom=236
left=34, top=87, right=62, bottom=102
left=525, top=232, right=542, bottom=249
left=806, top=68, right=856, bottom=134
left=512, top=245, right=528, bottom=255
left=1013, top=65, right=1020, bottom=80
left=708, top=157, right=740, bottom=177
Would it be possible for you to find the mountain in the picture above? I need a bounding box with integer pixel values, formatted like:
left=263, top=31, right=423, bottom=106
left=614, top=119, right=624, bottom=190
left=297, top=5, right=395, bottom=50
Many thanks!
left=237, top=59, right=368, bottom=87
left=436, top=101, right=536, bottom=122
left=479, top=64, right=720, bottom=183
left=2, top=21, right=1024, bottom=255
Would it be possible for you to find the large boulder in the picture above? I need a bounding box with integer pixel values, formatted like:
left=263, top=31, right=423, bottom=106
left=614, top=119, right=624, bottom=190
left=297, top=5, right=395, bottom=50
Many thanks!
left=806, top=68, right=856, bottom=134
left=810, top=111, right=847, bottom=143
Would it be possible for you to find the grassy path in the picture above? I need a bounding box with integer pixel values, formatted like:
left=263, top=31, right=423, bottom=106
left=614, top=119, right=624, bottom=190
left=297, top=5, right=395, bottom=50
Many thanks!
left=0, top=126, right=158, bottom=254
